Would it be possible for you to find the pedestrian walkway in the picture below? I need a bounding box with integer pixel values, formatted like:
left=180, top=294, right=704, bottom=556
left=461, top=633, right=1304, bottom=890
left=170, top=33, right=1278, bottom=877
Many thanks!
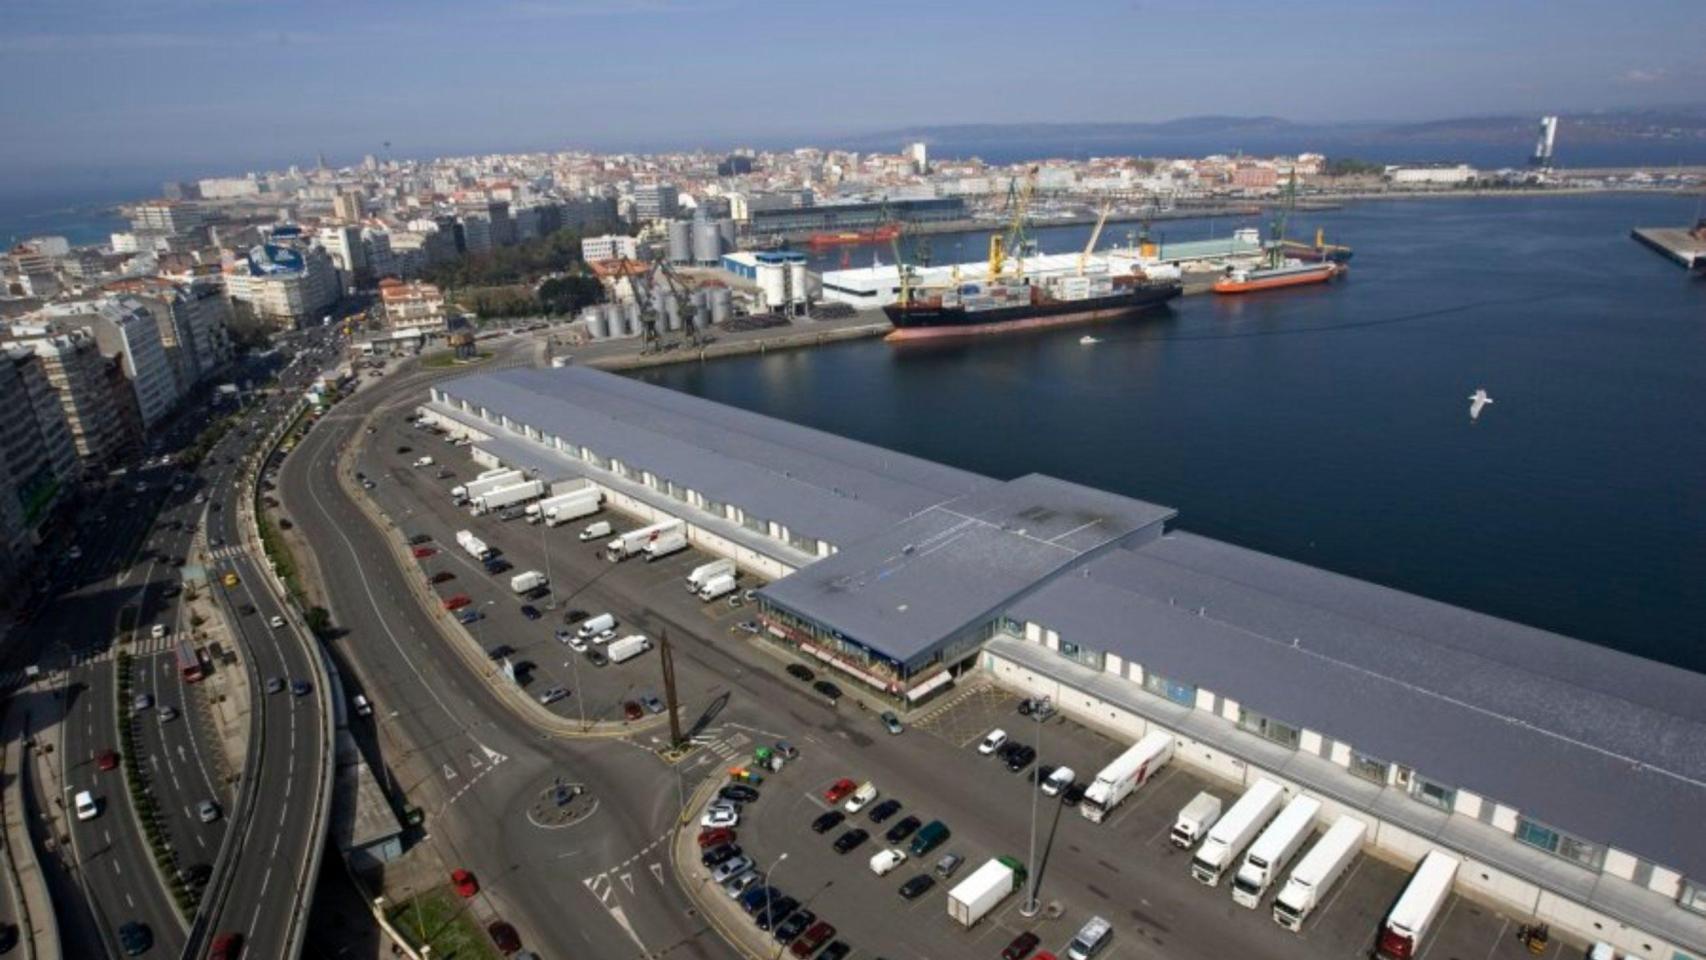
left=0, top=635, right=182, bottom=691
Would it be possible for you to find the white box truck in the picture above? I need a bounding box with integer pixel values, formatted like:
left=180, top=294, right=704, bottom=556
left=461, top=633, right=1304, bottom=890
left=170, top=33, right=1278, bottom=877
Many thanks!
left=607, top=635, right=652, bottom=663
left=472, top=479, right=544, bottom=515
left=697, top=573, right=738, bottom=601
left=509, top=570, right=548, bottom=594
left=455, top=530, right=491, bottom=561
left=605, top=519, right=684, bottom=562
left=1374, top=850, right=1460, bottom=960
left=643, top=530, right=688, bottom=562
left=1273, top=815, right=1366, bottom=931
left=1191, top=778, right=1284, bottom=886
left=527, top=490, right=593, bottom=524
left=946, top=857, right=1024, bottom=928
left=1231, top=794, right=1321, bottom=908
left=453, top=469, right=523, bottom=503
left=1081, top=730, right=1174, bottom=823
left=543, top=493, right=601, bottom=527
left=1170, top=791, right=1223, bottom=849
left=686, top=558, right=735, bottom=593
left=578, top=520, right=612, bottom=542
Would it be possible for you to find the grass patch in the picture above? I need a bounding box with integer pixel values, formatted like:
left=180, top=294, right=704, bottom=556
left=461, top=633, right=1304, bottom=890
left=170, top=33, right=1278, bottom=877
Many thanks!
left=387, top=890, right=499, bottom=960
left=256, top=513, right=302, bottom=601
left=422, top=350, right=493, bottom=369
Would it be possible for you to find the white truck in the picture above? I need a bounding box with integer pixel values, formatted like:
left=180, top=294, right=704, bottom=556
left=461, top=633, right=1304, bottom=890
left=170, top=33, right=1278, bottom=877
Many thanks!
left=643, top=530, right=688, bottom=562
left=455, top=529, right=491, bottom=561
left=413, top=455, right=435, bottom=467
left=1273, top=815, right=1367, bottom=931
left=604, top=518, right=684, bottom=562
left=946, top=858, right=1024, bottom=928
left=509, top=570, right=548, bottom=594
left=1191, top=778, right=1285, bottom=886
left=607, top=634, right=652, bottom=664
left=452, top=469, right=523, bottom=503
left=1170, top=791, right=1224, bottom=849
left=697, top=572, right=738, bottom=601
left=578, top=520, right=612, bottom=542
left=1231, top=794, right=1322, bottom=908
left=1081, top=730, right=1174, bottom=823
left=686, top=558, right=735, bottom=593
left=472, top=479, right=545, bottom=515
left=541, top=492, right=601, bottom=527
left=527, top=489, right=599, bottom=524
left=1375, top=850, right=1460, bottom=960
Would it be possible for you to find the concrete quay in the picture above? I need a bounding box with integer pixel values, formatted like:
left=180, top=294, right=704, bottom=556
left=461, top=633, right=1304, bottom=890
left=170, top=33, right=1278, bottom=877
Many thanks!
left=1631, top=226, right=1706, bottom=269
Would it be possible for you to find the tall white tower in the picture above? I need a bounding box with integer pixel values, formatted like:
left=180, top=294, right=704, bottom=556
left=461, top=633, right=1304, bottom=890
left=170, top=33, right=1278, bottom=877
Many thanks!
left=1531, top=116, right=1558, bottom=168
left=908, top=141, right=929, bottom=175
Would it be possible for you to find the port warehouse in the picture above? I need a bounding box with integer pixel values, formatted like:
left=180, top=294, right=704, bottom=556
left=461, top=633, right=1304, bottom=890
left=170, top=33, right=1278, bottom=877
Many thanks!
left=818, top=234, right=1263, bottom=309
left=745, top=196, right=966, bottom=236
left=418, top=367, right=1706, bottom=959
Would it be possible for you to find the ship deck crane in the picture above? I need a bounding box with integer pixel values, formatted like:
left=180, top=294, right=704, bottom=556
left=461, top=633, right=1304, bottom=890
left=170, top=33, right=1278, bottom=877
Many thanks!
left=1078, top=201, right=1111, bottom=276
left=989, top=165, right=1039, bottom=283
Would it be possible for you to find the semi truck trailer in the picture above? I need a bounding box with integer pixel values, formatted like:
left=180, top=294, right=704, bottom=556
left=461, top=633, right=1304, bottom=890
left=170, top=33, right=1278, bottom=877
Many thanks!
left=1374, top=850, right=1460, bottom=960
left=527, top=489, right=601, bottom=525
left=607, top=635, right=653, bottom=663
left=472, top=479, right=545, bottom=515
left=604, top=518, right=684, bottom=562
left=643, top=530, right=688, bottom=561
left=455, top=529, right=491, bottom=561
left=946, top=857, right=1026, bottom=927
left=697, top=573, right=738, bottom=601
left=1273, top=815, right=1366, bottom=931
left=452, top=469, right=523, bottom=503
left=686, top=559, right=735, bottom=592
left=509, top=570, right=548, bottom=594
left=1191, top=778, right=1284, bottom=886
left=1231, top=794, right=1321, bottom=908
left=1081, top=730, right=1174, bottom=823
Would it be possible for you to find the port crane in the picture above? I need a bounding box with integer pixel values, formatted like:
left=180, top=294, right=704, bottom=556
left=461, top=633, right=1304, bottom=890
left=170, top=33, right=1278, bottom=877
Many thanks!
left=988, top=165, right=1039, bottom=282
left=1078, top=201, right=1112, bottom=276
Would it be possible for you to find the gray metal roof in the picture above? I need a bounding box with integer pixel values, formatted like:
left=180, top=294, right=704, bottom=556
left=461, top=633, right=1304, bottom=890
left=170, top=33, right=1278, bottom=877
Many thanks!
left=435, top=367, right=989, bottom=546
left=759, top=474, right=1173, bottom=670
left=1008, top=532, right=1706, bottom=879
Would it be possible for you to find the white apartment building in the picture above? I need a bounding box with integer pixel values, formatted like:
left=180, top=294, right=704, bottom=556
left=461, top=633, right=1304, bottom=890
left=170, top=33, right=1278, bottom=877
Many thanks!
left=580, top=234, right=638, bottom=262
left=88, top=299, right=178, bottom=429
left=223, top=244, right=340, bottom=328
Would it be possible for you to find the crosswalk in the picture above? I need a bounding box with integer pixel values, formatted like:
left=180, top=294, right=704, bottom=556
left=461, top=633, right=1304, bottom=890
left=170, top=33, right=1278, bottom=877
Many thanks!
left=692, top=730, right=751, bottom=763
left=205, top=545, right=246, bottom=562
left=0, top=633, right=180, bottom=689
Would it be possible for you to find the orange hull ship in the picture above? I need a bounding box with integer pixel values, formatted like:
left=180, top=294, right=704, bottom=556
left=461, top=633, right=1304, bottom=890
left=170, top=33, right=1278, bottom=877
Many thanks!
left=805, top=223, right=902, bottom=249
left=1213, top=261, right=1343, bottom=294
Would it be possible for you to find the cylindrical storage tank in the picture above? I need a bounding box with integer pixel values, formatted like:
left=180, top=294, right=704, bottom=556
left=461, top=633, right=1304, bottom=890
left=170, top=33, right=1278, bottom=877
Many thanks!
left=663, top=296, right=681, bottom=332
left=602, top=303, right=625, bottom=338
left=693, top=305, right=709, bottom=330
left=692, top=219, right=721, bottom=264
left=716, top=218, right=736, bottom=250
left=787, top=260, right=809, bottom=306
left=580, top=307, right=603, bottom=339
left=667, top=220, right=692, bottom=263
left=691, top=288, right=708, bottom=311
left=711, top=286, right=732, bottom=325
left=756, top=261, right=785, bottom=313
left=624, top=301, right=642, bottom=337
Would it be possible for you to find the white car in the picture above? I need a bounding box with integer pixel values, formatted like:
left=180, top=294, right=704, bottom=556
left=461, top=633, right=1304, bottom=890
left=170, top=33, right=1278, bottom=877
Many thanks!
left=842, top=781, right=878, bottom=814
left=269, top=615, right=285, bottom=629
left=74, top=790, right=99, bottom=821
left=700, top=806, right=739, bottom=829
left=868, top=848, right=907, bottom=876
left=978, top=729, right=1008, bottom=755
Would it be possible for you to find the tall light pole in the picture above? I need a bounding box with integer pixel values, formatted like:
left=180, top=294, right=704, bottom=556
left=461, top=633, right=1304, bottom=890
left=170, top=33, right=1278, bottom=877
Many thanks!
left=539, top=515, right=555, bottom=611
left=763, top=852, right=789, bottom=948
left=1019, top=697, right=1048, bottom=917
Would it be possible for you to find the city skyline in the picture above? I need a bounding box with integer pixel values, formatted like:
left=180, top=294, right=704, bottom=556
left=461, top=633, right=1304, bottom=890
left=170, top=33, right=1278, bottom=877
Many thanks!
left=3, top=0, right=1703, bottom=190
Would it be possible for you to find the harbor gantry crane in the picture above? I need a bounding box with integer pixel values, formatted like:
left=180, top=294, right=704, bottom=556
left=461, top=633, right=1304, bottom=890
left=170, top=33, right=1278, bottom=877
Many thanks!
left=1078, top=200, right=1112, bottom=276
left=988, top=165, right=1039, bottom=282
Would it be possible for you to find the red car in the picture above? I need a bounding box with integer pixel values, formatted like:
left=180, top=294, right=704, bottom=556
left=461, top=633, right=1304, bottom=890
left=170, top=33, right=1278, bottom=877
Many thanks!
left=1002, top=931, right=1040, bottom=960
left=623, top=701, right=643, bottom=721
left=697, top=827, right=736, bottom=849
left=443, top=594, right=472, bottom=611
left=790, top=920, right=836, bottom=958
left=487, top=920, right=521, bottom=954
left=97, top=749, right=119, bottom=771
left=411, top=545, right=437, bottom=559
left=822, top=778, right=857, bottom=804
left=209, top=932, right=243, bottom=960
left=451, top=868, right=479, bottom=898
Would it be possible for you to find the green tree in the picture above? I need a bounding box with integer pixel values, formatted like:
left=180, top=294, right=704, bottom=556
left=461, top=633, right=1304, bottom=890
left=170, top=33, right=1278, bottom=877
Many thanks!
left=537, top=275, right=604, bottom=315
left=304, top=606, right=332, bottom=638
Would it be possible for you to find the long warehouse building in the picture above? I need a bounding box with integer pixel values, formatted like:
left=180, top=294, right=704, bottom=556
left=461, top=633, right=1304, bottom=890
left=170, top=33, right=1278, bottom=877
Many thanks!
left=418, top=366, right=1705, bottom=960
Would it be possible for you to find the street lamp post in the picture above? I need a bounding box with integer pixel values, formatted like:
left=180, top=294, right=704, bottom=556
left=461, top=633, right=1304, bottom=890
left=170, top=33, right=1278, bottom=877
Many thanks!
left=1020, top=698, right=1048, bottom=917
left=540, top=517, right=556, bottom=611
left=763, top=852, right=789, bottom=953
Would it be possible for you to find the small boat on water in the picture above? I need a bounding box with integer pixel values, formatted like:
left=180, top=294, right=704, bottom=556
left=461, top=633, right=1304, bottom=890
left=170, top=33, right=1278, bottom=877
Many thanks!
left=1213, top=260, right=1343, bottom=294
left=1079, top=335, right=1101, bottom=345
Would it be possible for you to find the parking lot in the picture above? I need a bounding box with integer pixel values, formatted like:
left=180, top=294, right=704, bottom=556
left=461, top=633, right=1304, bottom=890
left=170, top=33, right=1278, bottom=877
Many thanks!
left=683, top=683, right=1582, bottom=960
left=339, top=406, right=761, bottom=728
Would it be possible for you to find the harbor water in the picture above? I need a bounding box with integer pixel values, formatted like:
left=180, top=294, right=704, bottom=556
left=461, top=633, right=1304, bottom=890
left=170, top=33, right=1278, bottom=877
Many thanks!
left=638, top=194, right=1706, bottom=673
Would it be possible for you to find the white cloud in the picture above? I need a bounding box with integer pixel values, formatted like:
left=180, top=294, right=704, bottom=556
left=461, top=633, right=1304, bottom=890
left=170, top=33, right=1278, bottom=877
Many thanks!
left=1620, top=67, right=1666, bottom=84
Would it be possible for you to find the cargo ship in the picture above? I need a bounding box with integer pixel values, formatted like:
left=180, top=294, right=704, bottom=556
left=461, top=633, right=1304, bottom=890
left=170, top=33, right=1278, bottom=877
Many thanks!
left=806, top=223, right=902, bottom=249
left=1213, top=260, right=1343, bottom=294
left=884, top=269, right=1181, bottom=341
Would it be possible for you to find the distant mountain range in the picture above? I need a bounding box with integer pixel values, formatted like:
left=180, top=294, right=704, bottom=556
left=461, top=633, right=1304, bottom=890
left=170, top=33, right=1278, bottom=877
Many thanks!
left=840, top=106, right=1706, bottom=164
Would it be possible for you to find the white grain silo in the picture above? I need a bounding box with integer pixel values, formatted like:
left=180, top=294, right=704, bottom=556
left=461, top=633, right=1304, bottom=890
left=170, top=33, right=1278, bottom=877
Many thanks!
left=667, top=220, right=692, bottom=264
left=756, top=260, right=786, bottom=313
left=692, top=218, right=722, bottom=265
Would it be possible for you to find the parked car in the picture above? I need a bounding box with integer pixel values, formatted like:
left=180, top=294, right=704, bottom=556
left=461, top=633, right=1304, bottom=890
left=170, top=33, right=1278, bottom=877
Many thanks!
left=486, top=644, right=514, bottom=661
left=832, top=828, right=869, bottom=854
left=979, top=728, right=1009, bottom=755
left=774, top=909, right=817, bottom=945
left=623, top=700, right=643, bottom=721
left=697, top=827, right=736, bottom=849
left=452, top=868, right=479, bottom=898
left=519, top=605, right=542, bottom=621
left=700, top=843, right=742, bottom=868
left=719, top=784, right=760, bottom=804
left=458, top=609, right=483, bottom=625
left=443, top=594, right=472, bottom=611
left=842, top=782, right=879, bottom=814
left=430, top=571, right=456, bottom=584
left=700, top=807, right=738, bottom=829
left=641, top=693, right=665, bottom=714
left=754, top=897, right=799, bottom=933
left=584, top=649, right=609, bottom=667
left=811, top=810, right=845, bottom=834
left=407, top=533, right=432, bottom=545
left=885, top=815, right=921, bottom=844
left=785, top=663, right=814, bottom=682
left=812, top=680, right=843, bottom=704
left=880, top=711, right=905, bottom=735
left=538, top=687, right=568, bottom=706
left=934, top=852, right=965, bottom=878
left=1003, top=931, right=1041, bottom=960
left=724, top=870, right=762, bottom=899
left=564, top=608, right=590, bottom=624
left=486, top=920, right=521, bottom=954
left=412, top=546, right=437, bottom=559
left=817, top=941, right=850, bottom=960
left=1005, top=744, right=1037, bottom=772
left=899, top=873, right=936, bottom=900
left=821, top=778, right=856, bottom=804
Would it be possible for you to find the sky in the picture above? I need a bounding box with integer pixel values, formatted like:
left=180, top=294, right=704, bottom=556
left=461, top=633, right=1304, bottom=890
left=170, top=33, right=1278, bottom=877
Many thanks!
left=1, top=0, right=1702, bottom=195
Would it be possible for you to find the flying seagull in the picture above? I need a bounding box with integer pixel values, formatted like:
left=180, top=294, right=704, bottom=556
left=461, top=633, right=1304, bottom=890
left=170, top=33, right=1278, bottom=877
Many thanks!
left=1468, top=388, right=1494, bottom=421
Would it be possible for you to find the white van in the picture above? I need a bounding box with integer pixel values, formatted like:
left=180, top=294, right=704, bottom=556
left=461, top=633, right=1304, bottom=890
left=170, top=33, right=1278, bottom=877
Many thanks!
left=978, top=729, right=1008, bottom=755
left=576, top=613, right=616, bottom=640
left=75, top=790, right=99, bottom=821
left=352, top=694, right=373, bottom=717
left=150, top=623, right=167, bottom=640
left=578, top=520, right=612, bottom=542
left=1042, top=766, right=1076, bottom=797
left=868, top=848, right=908, bottom=876
left=1066, top=915, right=1112, bottom=960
